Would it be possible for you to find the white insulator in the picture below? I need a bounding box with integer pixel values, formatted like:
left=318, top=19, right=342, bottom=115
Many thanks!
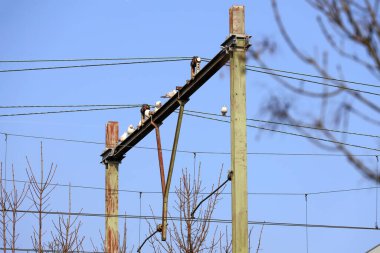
left=221, top=105, right=228, bottom=116
left=119, top=132, right=128, bottom=142
left=127, top=125, right=135, bottom=135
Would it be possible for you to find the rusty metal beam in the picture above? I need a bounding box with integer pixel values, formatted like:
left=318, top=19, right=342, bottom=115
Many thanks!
left=151, top=121, right=166, bottom=194
left=101, top=35, right=236, bottom=163
left=161, top=100, right=186, bottom=241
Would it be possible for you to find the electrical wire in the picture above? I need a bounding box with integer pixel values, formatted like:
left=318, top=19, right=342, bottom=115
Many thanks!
left=0, top=104, right=141, bottom=109
left=0, top=131, right=378, bottom=157
left=246, top=68, right=380, bottom=97
left=185, top=109, right=380, bottom=139
left=6, top=209, right=379, bottom=231
left=4, top=178, right=379, bottom=197
left=245, top=64, right=380, bottom=89
left=0, top=105, right=140, bottom=117
left=3, top=105, right=378, bottom=140
left=0, top=58, right=190, bottom=73
left=182, top=112, right=380, bottom=153
left=0, top=248, right=103, bottom=253
left=137, top=228, right=160, bottom=253
left=191, top=172, right=231, bottom=218
left=376, top=156, right=379, bottom=229
left=203, top=57, right=380, bottom=90
left=139, top=192, right=142, bottom=247
left=0, top=56, right=192, bottom=63
left=2, top=105, right=378, bottom=139
left=3, top=134, right=7, bottom=190
left=2, top=56, right=379, bottom=89
left=305, top=194, right=309, bottom=253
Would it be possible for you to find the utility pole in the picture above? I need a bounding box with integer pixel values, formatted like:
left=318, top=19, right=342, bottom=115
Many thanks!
left=105, top=121, right=119, bottom=253
left=230, top=5, right=248, bottom=253
left=101, top=7, right=250, bottom=250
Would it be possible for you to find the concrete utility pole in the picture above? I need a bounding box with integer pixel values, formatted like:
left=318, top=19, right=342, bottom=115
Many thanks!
left=105, top=121, right=119, bottom=253
left=101, top=6, right=250, bottom=251
left=230, top=5, right=248, bottom=253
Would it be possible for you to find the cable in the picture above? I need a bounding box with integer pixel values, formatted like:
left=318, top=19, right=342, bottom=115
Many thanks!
left=0, top=104, right=141, bottom=109
left=182, top=112, right=380, bottom=153
left=305, top=194, right=309, bottom=253
left=2, top=56, right=378, bottom=89
left=137, top=226, right=162, bottom=253
left=203, top=57, right=380, bottom=90
left=0, top=131, right=378, bottom=157
left=1, top=103, right=378, bottom=139
left=3, top=134, right=7, bottom=190
left=0, top=56, right=192, bottom=63
left=139, top=192, right=142, bottom=247
left=376, top=156, right=379, bottom=229
left=185, top=109, right=380, bottom=139
left=247, top=68, right=380, bottom=96
left=4, top=177, right=379, bottom=197
left=193, top=152, right=197, bottom=180
left=0, top=59, right=190, bottom=73
left=245, top=64, right=380, bottom=89
left=191, top=171, right=231, bottom=218
left=6, top=209, right=379, bottom=231
left=0, top=105, right=140, bottom=117
left=0, top=248, right=104, bottom=253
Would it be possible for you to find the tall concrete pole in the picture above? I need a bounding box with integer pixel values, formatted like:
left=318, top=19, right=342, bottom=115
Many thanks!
left=229, top=5, right=248, bottom=253
left=105, top=121, right=119, bottom=253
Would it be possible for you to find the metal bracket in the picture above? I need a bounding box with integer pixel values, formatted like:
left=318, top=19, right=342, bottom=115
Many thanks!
left=161, top=99, right=187, bottom=241
left=151, top=119, right=166, bottom=194
left=221, top=34, right=251, bottom=52
left=190, top=56, right=201, bottom=79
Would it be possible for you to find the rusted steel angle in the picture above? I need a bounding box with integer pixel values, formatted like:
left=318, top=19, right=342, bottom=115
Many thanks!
left=161, top=100, right=186, bottom=241
left=101, top=35, right=235, bottom=163
left=151, top=121, right=166, bottom=194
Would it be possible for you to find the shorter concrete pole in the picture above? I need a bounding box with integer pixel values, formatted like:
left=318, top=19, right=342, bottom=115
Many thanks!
left=105, top=121, right=119, bottom=253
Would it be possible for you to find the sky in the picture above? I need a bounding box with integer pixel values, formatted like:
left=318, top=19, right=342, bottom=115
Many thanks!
left=0, top=0, right=379, bottom=252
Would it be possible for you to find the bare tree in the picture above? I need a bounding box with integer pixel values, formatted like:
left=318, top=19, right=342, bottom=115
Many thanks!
left=90, top=231, right=105, bottom=253
left=26, top=143, right=57, bottom=252
left=147, top=166, right=226, bottom=253
left=91, top=216, right=132, bottom=253
left=0, top=163, right=8, bottom=253
left=255, top=225, right=264, bottom=253
left=218, top=227, right=231, bottom=253
left=252, top=0, right=380, bottom=182
left=8, top=165, right=29, bottom=253
left=48, top=185, right=84, bottom=252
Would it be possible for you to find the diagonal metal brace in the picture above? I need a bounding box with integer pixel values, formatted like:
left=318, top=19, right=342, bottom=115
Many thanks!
left=161, top=99, right=187, bottom=241
left=151, top=120, right=166, bottom=194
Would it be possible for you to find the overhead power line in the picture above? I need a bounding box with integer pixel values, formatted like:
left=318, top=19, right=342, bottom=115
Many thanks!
left=1, top=131, right=378, bottom=157
left=0, top=248, right=101, bottom=253
left=4, top=176, right=380, bottom=197
left=245, top=64, right=380, bottom=89
left=0, top=58, right=190, bottom=73
left=246, top=68, right=380, bottom=97
left=0, top=106, right=140, bottom=117
left=8, top=209, right=380, bottom=231
left=204, top=58, right=380, bottom=89
left=2, top=55, right=378, bottom=92
left=2, top=55, right=378, bottom=90
left=181, top=112, right=380, bottom=152
left=0, top=56, right=192, bottom=63
left=186, top=109, right=380, bottom=139
left=1, top=105, right=378, bottom=139
left=0, top=104, right=140, bottom=109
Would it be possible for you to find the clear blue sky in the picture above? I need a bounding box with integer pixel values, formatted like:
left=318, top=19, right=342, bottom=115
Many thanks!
left=0, top=0, right=379, bottom=252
